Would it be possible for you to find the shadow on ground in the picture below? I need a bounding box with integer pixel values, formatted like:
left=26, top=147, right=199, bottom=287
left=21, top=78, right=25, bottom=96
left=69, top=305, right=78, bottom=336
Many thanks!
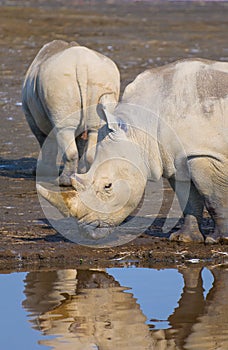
left=0, top=157, right=36, bottom=179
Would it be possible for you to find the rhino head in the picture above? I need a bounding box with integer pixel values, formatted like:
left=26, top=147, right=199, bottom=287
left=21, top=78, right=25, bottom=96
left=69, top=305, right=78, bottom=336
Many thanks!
left=37, top=108, right=149, bottom=230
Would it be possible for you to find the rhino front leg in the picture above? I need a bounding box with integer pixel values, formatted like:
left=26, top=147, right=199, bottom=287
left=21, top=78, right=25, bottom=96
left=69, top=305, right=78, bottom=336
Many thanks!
left=169, top=178, right=205, bottom=243
left=189, top=157, right=228, bottom=244
left=56, top=128, right=78, bottom=186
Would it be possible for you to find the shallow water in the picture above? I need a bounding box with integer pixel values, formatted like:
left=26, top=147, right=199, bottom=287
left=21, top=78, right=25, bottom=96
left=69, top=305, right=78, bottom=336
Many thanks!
left=0, top=266, right=227, bottom=350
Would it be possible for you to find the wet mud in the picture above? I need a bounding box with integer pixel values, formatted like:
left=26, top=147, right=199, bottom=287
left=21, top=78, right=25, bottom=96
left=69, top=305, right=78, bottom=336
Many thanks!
left=1, top=0, right=228, bottom=271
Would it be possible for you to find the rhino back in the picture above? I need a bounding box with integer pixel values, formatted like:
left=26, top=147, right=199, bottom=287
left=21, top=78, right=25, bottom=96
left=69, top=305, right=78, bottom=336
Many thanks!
left=22, top=40, right=80, bottom=134
left=25, top=40, right=79, bottom=75
left=23, top=42, right=119, bottom=134
left=37, top=45, right=119, bottom=130
left=122, top=59, right=228, bottom=160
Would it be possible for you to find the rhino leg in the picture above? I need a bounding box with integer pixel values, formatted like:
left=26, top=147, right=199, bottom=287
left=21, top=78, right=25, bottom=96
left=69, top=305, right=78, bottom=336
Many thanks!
left=78, top=129, right=98, bottom=173
left=205, top=201, right=228, bottom=244
left=23, top=102, right=58, bottom=176
left=56, top=128, right=78, bottom=186
left=23, top=102, right=46, bottom=148
left=169, top=178, right=205, bottom=243
left=38, top=135, right=59, bottom=177
left=168, top=266, right=204, bottom=335
left=189, top=157, right=228, bottom=244
left=85, top=130, right=98, bottom=165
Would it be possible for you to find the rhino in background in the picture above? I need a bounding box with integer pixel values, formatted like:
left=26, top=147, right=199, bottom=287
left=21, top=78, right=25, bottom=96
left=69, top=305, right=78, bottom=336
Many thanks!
left=37, top=58, right=228, bottom=243
left=22, top=40, right=120, bottom=185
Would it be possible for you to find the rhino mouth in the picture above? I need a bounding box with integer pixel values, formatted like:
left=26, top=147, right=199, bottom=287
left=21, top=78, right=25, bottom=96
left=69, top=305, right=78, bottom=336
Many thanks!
left=78, top=220, right=114, bottom=240
left=78, top=213, right=136, bottom=228
left=78, top=214, right=115, bottom=228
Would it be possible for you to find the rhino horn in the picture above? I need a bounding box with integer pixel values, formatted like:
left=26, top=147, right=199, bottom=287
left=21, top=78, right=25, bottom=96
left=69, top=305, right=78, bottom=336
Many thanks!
left=70, top=173, right=87, bottom=191
left=36, top=184, right=76, bottom=217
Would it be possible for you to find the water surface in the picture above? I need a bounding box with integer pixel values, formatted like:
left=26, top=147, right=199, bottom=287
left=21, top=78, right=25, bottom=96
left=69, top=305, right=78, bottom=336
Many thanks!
left=0, top=266, right=227, bottom=349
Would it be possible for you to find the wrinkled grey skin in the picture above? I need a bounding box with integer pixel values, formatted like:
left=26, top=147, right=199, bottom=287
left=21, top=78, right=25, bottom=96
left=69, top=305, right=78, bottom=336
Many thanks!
left=22, top=40, right=120, bottom=185
left=37, top=58, right=228, bottom=243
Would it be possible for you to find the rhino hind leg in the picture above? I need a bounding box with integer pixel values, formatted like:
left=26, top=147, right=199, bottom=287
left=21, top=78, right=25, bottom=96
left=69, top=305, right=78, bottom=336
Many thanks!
left=189, top=157, right=228, bottom=244
left=23, top=102, right=58, bottom=176
left=77, top=130, right=98, bottom=173
left=169, top=178, right=205, bottom=243
left=37, top=135, right=59, bottom=178
left=56, top=128, right=78, bottom=186
left=23, top=104, right=46, bottom=148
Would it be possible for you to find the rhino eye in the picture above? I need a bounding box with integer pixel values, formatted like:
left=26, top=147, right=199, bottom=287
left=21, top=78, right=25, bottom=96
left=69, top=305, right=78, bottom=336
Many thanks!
left=104, top=183, right=112, bottom=190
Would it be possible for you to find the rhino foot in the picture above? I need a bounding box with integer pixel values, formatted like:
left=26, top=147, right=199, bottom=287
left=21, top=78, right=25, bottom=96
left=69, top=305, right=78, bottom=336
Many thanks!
left=205, top=233, right=228, bottom=245
left=169, top=229, right=204, bottom=243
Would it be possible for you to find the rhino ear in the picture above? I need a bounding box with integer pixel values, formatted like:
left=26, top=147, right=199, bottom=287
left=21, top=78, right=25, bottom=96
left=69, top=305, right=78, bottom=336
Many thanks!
left=103, top=108, right=118, bottom=131
left=103, top=107, right=128, bottom=133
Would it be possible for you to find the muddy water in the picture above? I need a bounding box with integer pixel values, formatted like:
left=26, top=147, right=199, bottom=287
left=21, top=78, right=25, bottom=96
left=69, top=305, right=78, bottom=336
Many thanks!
left=1, top=266, right=228, bottom=350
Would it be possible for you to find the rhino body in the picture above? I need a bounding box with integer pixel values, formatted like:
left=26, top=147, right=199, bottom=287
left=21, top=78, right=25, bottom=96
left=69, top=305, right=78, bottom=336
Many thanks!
left=22, top=40, right=120, bottom=185
left=38, top=58, right=228, bottom=243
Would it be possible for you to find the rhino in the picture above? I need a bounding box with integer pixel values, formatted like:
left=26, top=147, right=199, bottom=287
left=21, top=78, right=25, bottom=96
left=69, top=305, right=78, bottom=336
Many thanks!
left=37, top=58, right=228, bottom=244
left=22, top=40, right=120, bottom=185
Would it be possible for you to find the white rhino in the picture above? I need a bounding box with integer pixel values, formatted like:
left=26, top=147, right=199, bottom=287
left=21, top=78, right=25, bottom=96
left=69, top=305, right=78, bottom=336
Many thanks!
left=22, top=40, right=120, bottom=185
left=37, top=58, right=228, bottom=243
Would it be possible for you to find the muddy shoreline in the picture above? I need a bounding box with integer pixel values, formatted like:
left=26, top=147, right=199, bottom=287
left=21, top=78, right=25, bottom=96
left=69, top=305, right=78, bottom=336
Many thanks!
left=1, top=0, right=228, bottom=271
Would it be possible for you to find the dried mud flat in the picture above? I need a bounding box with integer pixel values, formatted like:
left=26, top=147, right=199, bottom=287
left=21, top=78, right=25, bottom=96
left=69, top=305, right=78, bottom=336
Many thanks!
left=1, top=0, right=228, bottom=271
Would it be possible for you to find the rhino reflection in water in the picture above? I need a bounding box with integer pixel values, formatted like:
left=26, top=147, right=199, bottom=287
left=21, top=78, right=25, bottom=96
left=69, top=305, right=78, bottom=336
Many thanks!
left=23, top=269, right=152, bottom=350
left=37, top=58, right=228, bottom=243
left=22, top=267, right=228, bottom=349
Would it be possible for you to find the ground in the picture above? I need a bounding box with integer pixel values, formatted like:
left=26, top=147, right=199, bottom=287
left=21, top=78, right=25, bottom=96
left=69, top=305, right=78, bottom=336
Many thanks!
left=0, top=0, right=228, bottom=271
